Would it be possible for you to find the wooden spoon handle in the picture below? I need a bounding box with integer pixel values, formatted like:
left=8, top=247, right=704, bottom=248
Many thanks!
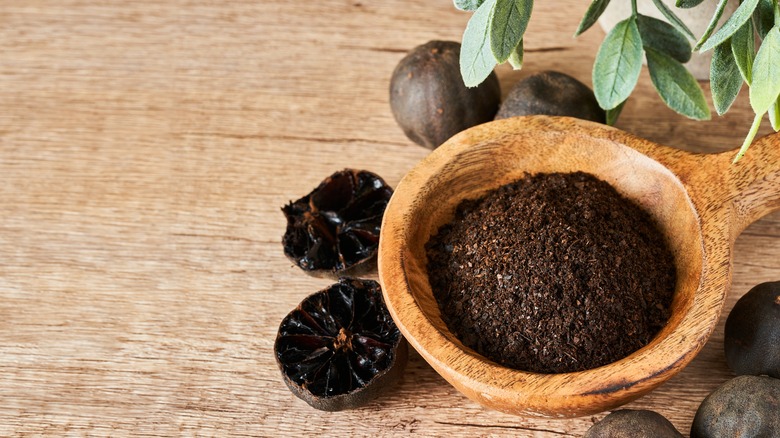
left=723, top=132, right=780, bottom=239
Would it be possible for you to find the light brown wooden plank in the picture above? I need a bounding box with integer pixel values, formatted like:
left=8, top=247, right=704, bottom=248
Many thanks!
left=1, top=0, right=778, bottom=436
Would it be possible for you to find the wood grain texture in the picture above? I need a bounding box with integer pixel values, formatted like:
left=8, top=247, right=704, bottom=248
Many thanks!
left=0, top=0, right=778, bottom=436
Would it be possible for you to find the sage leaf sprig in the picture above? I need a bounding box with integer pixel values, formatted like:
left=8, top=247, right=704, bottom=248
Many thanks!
left=698, top=0, right=760, bottom=52
left=647, top=48, right=711, bottom=120
left=491, top=0, right=532, bottom=62
left=731, top=19, right=756, bottom=83
left=698, top=0, right=780, bottom=162
left=652, top=0, right=696, bottom=39
left=695, top=0, right=731, bottom=51
left=460, top=0, right=499, bottom=87
left=580, top=0, right=708, bottom=124
left=593, top=17, right=644, bottom=110
left=453, top=0, right=780, bottom=161
left=575, top=0, right=612, bottom=37
left=637, top=14, right=692, bottom=63
left=754, top=0, right=775, bottom=38
left=749, top=26, right=780, bottom=114
left=710, top=39, right=744, bottom=115
left=458, top=0, right=533, bottom=87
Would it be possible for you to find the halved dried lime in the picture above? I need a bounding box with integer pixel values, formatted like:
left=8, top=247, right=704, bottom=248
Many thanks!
left=274, top=278, right=407, bottom=411
left=282, top=169, right=393, bottom=279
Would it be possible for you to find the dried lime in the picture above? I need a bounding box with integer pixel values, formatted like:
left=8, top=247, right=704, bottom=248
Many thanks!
left=495, top=71, right=605, bottom=123
left=724, top=281, right=780, bottom=378
left=274, top=278, right=407, bottom=411
left=389, top=40, right=501, bottom=149
left=691, top=375, right=780, bottom=438
left=586, top=410, right=683, bottom=438
left=282, top=169, right=393, bottom=279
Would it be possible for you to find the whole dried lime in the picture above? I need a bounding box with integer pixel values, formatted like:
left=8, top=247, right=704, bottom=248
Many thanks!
left=389, top=40, right=501, bottom=149
left=586, top=410, right=683, bottom=438
left=282, top=169, right=393, bottom=279
left=724, top=281, right=780, bottom=378
left=495, top=71, right=605, bottom=123
left=274, top=278, right=407, bottom=411
left=691, top=375, right=780, bottom=438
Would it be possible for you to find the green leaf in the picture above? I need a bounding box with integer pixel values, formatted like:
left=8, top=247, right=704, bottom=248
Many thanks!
left=460, top=0, right=499, bottom=87
left=753, top=0, right=775, bottom=39
left=646, top=47, right=711, bottom=120
left=637, top=14, right=692, bottom=63
left=750, top=26, right=780, bottom=113
left=652, top=0, right=695, bottom=40
left=606, top=100, right=626, bottom=126
left=454, top=0, right=486, bottom=11
left=490, top=0, right=533, bottom=62
left=694, top=0, right=730, bottom=51
left=676, top=0, right=705, bottom=8
left=710, top=40, right=743, bottom=115
left=731, top=19, right=755, bottom=84
left=769, top=98, right=780, bottom=131
left=699, top=0, right=761, bottom=52
left=575, top=0, right=611, bottom=37
left=508, top=39, right=523, bottom=69
left=592, top=17, right=644, bottom=110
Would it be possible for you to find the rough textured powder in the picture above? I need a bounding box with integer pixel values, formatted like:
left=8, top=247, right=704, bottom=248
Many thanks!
left=425, top=172, right=676, bottom=373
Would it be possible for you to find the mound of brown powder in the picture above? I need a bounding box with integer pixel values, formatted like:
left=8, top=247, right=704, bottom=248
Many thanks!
left=425, top=172, right=676, bottom=373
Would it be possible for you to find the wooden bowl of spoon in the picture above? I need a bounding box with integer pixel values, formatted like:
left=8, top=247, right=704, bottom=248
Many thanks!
left=378, top=116, right=780, bottom=418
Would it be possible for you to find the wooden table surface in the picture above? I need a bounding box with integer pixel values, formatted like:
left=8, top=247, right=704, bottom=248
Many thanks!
left=1, top=1, right=778, bottom=436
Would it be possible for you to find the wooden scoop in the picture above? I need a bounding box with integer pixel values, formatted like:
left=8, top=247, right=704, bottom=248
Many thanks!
left=378, top=116, right=780, bottom=418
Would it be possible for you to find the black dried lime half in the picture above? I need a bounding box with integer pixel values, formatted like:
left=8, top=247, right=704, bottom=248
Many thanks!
left=274, top=278, right=407, bottom=411
left=586, top=410, right=683, bottom=438
left=282, top=169, right=393, bottom=279
left=724, top=280, right=780, bottom=378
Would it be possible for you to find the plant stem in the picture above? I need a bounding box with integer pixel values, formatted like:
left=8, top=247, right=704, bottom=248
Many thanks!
left=774, top=0, right=780, bottom=24
left=733, top=112, right=765, bottom=163
left=631, top=0, right=638, bottom=17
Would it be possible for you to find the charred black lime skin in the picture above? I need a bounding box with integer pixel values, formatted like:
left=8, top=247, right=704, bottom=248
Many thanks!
left=724, top=281, right=780, bottom=378
left=495, top=71, right=606, bottom=123
left=274, top=278, right=408, bottom=411
left=691, top=375, right=780, bottom=438
left=389, top=40, right=501, bottom=149
left=585, top=410, right=683, bottom=438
